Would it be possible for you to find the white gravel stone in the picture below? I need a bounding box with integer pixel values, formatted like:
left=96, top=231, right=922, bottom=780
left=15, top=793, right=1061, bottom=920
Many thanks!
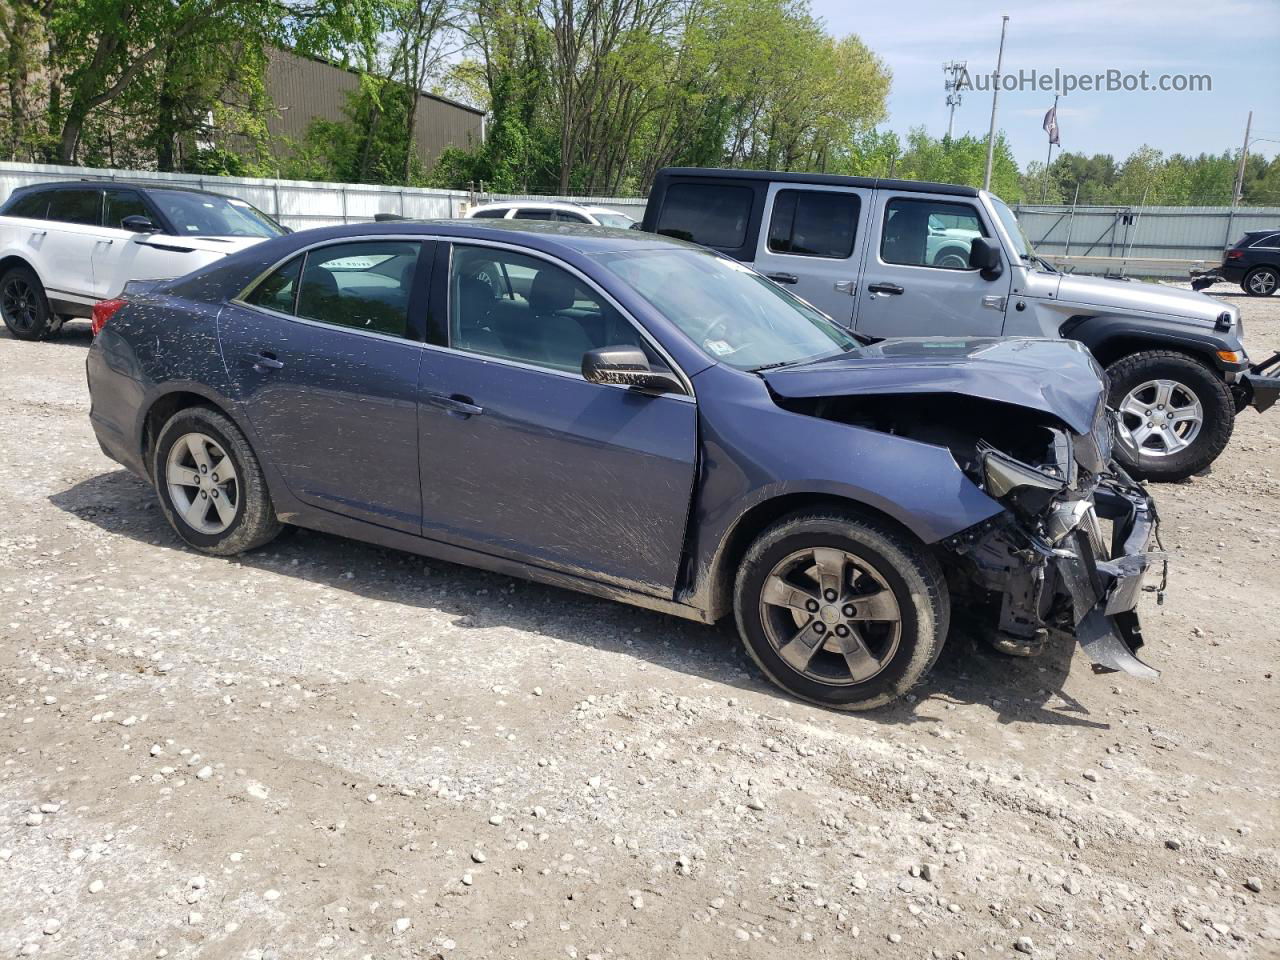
left=87, top=879, right=105, bottom=894
left=42, top=919, right=61, bottom=935
left=195, top=766, right=213, bottom=780
left=394, top=918, right=411, bottom=934
left=263, top=889, right=281, bottom=901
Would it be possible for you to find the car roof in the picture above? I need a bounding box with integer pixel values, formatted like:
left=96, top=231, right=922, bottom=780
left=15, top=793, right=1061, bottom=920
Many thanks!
left=287, top=218, right=666, bottom=252
left=654, top=166, right=982, bottom=198
left=9, top=179, right=241, bottom=199
left=470, top=199, right=632, bottom=215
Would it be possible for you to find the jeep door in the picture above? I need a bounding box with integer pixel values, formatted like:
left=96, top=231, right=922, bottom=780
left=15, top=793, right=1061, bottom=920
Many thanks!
left=854, top=191, right=1010, bottom=338
left=750, top=183, right=871, bottom=326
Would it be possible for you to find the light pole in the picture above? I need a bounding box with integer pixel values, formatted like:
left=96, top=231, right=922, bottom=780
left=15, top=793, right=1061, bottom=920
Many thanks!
left=982, top=16, right=1010, bottom=191
left=943, top=61, right=966, bottom=140
left=1232, top=113, right=1278, bottom=204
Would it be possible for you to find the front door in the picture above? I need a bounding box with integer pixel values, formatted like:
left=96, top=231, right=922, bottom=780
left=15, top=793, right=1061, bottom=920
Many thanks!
left=417, top=242, right=697, bottom=595
left=854, top=191, right=1010, bottom=339
left=750, top=182, right=871, bottom=326
left=218, top=239, right=430, bottom=534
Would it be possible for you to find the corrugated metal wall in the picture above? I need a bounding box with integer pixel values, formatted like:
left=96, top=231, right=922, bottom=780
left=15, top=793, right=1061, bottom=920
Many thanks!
left=264, top=49, right=484, bottom=166
left=1014, top=203, right=1280, bottom=276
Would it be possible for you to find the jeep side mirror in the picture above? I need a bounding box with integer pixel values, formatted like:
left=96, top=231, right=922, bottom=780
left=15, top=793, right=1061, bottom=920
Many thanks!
left=969, top=236, right=1003, bottom=280
left=582, top=346, right=683, bottom=395
left=120, top=214, right=157, bottom=234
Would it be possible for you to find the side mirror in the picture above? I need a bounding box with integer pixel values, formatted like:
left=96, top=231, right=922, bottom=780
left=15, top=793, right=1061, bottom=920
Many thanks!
left=582, top=346, right=683, bottom=395
left=968, top=236, right=1003, bottom=280
left=120, top=214, right=157, bottom=234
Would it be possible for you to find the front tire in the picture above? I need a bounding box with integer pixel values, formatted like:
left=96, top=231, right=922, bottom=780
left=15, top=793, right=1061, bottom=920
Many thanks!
left=153, top=406, right=282, bottom=555
left=0, top=264, right=55, bottom=340
left=733, top=510, right=950, bottom=710
left=1106, top=350, right=1234, bottom=482
left=1243, top=265, right=1278, bottom=297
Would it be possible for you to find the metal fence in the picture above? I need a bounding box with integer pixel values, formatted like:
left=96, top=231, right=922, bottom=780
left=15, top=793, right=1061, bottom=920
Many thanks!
left=0, top=161, right=644, bottom=230
left=1012, top=202, right=1280, bottom=278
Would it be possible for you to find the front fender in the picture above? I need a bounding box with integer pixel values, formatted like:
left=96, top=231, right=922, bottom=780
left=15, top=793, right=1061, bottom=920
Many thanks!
left=1060, top=314, right=1248, bottom=373
left=684, top=364, right=1004, bottom=612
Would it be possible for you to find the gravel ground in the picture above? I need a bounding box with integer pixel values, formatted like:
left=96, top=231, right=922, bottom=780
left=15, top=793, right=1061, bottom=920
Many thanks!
left=1, top=284, right=1277, bottom=960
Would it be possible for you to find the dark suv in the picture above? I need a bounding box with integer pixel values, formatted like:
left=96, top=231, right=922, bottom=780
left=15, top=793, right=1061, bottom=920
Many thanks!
left=1220, top=230, right=1280, bottom=297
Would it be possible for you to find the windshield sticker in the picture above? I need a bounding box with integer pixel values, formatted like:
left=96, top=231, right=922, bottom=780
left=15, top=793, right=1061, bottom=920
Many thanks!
left=704, top=339, right=735, bottom=356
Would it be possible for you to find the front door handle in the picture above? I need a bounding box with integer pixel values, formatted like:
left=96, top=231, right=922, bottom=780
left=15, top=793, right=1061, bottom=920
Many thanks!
left=245, top=351, right=284, bottom=370
left=867, top=282, right=904, bottom=295
left=765, top=272, right=798, bottom=284
left=425, top=392, right=484, bottom=417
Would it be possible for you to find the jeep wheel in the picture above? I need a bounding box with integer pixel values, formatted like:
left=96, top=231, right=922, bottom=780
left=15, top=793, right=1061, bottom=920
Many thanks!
left=1106, top=350, right=1234, bottom=482
left=1243, top=266, right=1277, bottom=297
left=734, top=510, right=950, bottom=710
left=0, top=264, right=55, bottom=341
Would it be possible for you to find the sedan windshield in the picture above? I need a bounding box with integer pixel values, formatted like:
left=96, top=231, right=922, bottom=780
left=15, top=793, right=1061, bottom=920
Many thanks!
left=150, top=190, right=285, bottom=238
left=595, top=247, right=857, bottom=370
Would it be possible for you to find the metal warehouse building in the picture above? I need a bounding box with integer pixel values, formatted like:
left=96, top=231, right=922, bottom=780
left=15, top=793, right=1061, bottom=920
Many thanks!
left=263, top=49, right=485, bottom=166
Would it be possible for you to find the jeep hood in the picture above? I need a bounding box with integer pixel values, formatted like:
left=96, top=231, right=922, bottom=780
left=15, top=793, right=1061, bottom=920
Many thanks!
left=1050, top=272, right=1234, bottom=325
left=762, top=337, right=1105, bottom=435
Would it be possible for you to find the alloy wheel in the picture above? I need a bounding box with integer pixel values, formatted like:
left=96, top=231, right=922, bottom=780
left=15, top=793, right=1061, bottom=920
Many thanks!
left=165, top=433, right=240, bottom=535
left=1, top=277, right=39, bottom=334
left=1117, top=379, right=1203, bottom=457
left=1248, top=268, right=1277, bottom=296
left=758, top=547, right=902, bottom=685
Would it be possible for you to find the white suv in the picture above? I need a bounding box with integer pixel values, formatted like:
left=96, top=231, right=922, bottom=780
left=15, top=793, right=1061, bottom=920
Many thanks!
left=465, top=200, right=637, bottom=229
left=0, top=180, right=285, bottom=340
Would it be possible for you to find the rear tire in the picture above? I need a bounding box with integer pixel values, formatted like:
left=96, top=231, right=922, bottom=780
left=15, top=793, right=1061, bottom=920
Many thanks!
left=733, top=510, right=949, bottom=710
left=0, top=264, right=55, bottom=340
left=153, top=406, right=282, bottom=556
left=1243, top=265, right=1278, bottom=297
left=1106, top=350, right=1234, bottom=482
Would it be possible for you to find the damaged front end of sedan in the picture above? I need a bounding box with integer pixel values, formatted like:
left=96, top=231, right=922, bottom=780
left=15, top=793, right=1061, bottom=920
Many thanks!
left=939, top=410, right=1166, bottom=678
left=762, top=338, right=1168, bottom=679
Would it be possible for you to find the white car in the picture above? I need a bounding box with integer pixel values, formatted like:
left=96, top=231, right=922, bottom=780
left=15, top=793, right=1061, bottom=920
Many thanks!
left=465, top=200, right=637, bottom=229
left=0, top=180, right=285, bottom=340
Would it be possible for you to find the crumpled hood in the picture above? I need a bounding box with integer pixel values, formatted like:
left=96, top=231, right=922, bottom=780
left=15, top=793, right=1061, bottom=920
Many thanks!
left=1051, top=272, right=1232, bottom=324
left=132, top=235, right=267, bottom=257
left=762, top=337, right=1105, bottom=434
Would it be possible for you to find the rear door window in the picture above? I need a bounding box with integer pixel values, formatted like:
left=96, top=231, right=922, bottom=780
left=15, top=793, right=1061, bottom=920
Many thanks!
left=244, top=256, right=303, bottom=314
left=553, top=211, right=591, bottom=224
left=295, top=241, right=421, bottom=338
left=767, top=190, right=859, bottom=258
left=512, top=209, right=556, bottom=221
left=655, top=183, right=753, bottom=249
left=1249, top=233, right=1280, bottom=248
left=3, top=190, right=51, bottom=219
left=45, top=188, right=102, bottom=226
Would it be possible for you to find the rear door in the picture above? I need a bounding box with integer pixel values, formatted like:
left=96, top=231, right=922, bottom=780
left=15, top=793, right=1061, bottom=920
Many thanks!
left=750, top=183, right=870, bottom=326
left=854, top=191, right=1010, bottom=338
left=42, top=187, right=105, bottom=300
left=219, top=238, right=430, bottom=534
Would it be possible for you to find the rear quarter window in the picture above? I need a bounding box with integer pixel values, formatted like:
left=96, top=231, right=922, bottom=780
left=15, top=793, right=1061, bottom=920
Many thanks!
left=2, top=190, right=50, bottom=219
left=655, top=183, right=753, bottom=249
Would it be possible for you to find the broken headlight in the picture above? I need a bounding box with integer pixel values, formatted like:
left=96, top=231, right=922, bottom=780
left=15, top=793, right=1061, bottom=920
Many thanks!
left=981, top=447, right=1067, bottom=516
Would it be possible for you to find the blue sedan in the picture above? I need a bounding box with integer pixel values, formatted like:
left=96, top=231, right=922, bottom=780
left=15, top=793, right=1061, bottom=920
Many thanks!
left=86, top=220, right=1162, bottom=709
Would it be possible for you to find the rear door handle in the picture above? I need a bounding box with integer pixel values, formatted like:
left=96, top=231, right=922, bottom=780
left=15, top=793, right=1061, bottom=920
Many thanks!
left=425, top=392, right=484, bottom=417
left=245, top=351, right=284, bottom=370
left=867, top=282, right=904, bottom=295
left=765, top=272, right=798, bottom=284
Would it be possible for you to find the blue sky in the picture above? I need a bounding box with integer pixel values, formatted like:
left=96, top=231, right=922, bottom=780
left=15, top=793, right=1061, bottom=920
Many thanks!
left=811, top=0, right=1280, bottom=168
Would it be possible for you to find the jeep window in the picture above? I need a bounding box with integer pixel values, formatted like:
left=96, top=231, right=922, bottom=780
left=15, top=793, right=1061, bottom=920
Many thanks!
left=881, top=198, right=984, bottom=270
left=655, top=183, right=752, bottom=248
left=767, top=190, right=859, bottom=259
left=989, top=195, right=1036, bottom=261
left=597, top=247, right=856, bottom=371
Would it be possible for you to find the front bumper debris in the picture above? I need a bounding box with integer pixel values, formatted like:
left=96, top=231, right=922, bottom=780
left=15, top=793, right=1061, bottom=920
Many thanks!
left=944, top=472, right=1165, bottom=679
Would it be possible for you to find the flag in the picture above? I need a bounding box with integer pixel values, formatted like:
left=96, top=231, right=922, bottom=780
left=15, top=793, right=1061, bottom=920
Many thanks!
left=1043, top=103, right=1060, bottom=146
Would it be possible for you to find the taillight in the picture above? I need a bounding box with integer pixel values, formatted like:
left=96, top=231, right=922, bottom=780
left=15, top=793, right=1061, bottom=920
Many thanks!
left=91, top=298, right=126, bottom=336
left=1226, top=250, right=1244, bottom=260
